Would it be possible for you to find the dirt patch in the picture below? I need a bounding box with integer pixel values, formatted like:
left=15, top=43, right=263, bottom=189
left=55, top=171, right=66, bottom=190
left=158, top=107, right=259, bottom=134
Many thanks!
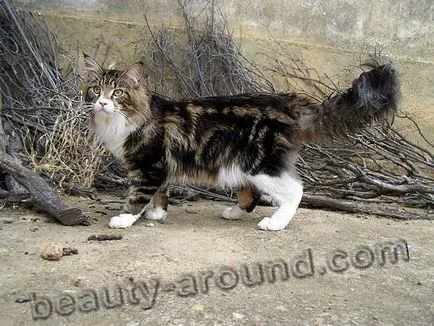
left=0, top=195, right=433, bottom=325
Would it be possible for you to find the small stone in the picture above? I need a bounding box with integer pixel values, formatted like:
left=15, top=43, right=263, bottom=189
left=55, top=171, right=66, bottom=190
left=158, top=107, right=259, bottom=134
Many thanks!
left=15, top=295, right=32, bottom=303
left=87, top=234, right=122, bottom=241
left=191, top=303, right=204, bottom=313
left=145, top=223, right=154, bottom=227
left=62, top=247, right=78, bottom=256
left=41, top=243, right=63, bottom=260
left=3, top=220, right=13, bottom=224
left=232, top=312, right=245, bottom=320
left=74, top=277, right=87, bottom=288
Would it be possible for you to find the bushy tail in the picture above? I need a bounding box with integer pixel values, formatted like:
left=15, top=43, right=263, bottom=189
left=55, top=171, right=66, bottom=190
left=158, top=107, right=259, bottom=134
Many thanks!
left=301, top=62, right=401, bottom=139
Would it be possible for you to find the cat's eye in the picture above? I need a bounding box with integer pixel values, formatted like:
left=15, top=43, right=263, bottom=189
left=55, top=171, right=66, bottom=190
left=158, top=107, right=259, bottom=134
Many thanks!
left=92, top=86, right=101, bottom=94
left=113, top=89, right=124, bottom=97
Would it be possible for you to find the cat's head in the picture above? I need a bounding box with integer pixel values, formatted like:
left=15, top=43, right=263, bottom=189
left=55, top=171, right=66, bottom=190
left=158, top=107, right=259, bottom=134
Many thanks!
left=83, top=54, right=150, bottom=124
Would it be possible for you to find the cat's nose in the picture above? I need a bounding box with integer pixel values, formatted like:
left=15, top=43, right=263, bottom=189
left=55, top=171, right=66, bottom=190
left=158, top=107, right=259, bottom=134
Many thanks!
left=99, top=101, right=108, bottom=107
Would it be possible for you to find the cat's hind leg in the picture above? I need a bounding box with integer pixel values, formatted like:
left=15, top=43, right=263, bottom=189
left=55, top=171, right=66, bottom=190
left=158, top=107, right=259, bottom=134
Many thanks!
left=249, top=172, right=303, bottom=231
left=221, top=186, right=261, bottom=220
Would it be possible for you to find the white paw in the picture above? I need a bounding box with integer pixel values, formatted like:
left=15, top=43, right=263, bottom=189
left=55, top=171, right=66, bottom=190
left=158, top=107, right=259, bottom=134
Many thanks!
left=109, top=213, right=137, bottom=229
left=257, top=217, right=287, bottom=231
left=221, top=206, right=244, bottom=220
left=145, top=207, right=167, bottom=222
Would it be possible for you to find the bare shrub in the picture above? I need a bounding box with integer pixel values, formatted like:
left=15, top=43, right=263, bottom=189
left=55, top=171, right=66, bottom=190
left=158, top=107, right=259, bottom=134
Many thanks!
left=0, top=0, right=103, bottom=195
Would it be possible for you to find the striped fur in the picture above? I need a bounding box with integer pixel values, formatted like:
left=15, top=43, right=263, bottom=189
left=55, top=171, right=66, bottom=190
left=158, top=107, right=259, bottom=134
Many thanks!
left=83, top=54, right=400, bottom=230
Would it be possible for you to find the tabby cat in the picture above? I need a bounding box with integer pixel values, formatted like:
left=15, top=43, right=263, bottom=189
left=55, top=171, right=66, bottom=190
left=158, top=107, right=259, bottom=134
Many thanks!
left=83, top=54, right=400, bottom=230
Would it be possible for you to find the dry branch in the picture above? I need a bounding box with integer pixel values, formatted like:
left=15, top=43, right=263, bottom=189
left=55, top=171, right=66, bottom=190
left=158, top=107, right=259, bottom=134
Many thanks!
left=0, top=89, right=87, bottom=224
left=0, top=149, right=87, bottom=225
left=301, top=194, right=431, bottom=220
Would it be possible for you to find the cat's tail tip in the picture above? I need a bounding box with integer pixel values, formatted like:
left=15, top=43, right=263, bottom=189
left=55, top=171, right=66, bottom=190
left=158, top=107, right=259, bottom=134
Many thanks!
left=302, top=60, right=401, bottom=140
left=352, top=60, right=401, bottom=117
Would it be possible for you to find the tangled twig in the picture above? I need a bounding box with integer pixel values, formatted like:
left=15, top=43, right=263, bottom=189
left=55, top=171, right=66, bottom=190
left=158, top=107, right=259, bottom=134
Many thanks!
left=0, top=0, right=103, bottom=197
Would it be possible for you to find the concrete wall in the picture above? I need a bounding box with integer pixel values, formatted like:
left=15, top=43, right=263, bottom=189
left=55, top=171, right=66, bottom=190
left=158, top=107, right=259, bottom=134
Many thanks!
left=16, top=0, right=434, bottom=143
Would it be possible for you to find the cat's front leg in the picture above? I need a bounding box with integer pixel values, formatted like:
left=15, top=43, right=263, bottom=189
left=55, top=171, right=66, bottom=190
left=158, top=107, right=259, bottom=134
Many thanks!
left=145, top=185, right=169, bottom=223
left=109, top=171, right=155, bottom=229
left=109, top=196, right=151, bottom=229
left=123, top=184, right=154, bottom=215
left=109, top=184, right=168, bottom=229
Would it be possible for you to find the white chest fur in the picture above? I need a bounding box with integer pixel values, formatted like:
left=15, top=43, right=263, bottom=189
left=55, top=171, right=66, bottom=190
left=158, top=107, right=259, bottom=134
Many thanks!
left=92, top=111, right=135, bottom=160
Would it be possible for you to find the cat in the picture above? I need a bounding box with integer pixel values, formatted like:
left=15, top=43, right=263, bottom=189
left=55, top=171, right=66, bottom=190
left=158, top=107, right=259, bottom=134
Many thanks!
left=83, top=54, right=400, bottom=231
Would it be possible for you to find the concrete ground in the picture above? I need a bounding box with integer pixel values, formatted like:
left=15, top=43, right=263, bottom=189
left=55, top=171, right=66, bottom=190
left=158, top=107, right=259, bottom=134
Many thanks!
left=0, top=195, right=433, bottom=325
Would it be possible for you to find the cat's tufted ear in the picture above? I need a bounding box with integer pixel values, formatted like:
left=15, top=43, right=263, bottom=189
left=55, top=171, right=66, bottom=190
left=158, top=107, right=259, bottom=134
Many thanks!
left=121, top=62, right=145, bottom=87
left=83, top=53, right=103, bottom=80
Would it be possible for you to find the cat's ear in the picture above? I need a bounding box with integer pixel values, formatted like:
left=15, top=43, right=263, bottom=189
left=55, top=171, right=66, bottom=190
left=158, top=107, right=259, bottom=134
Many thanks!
left=83, top=53, right=102, bottom=79
left=121, top=62, right=145, bottom=87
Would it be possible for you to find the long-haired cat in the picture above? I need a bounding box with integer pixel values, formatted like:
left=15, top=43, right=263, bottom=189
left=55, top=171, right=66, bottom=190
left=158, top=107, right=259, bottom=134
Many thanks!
left=83, top=54, right=400, bottom=230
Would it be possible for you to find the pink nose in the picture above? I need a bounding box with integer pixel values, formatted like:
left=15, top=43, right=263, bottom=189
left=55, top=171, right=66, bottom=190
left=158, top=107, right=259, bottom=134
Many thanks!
left=99, top=101, right=108, bottom=107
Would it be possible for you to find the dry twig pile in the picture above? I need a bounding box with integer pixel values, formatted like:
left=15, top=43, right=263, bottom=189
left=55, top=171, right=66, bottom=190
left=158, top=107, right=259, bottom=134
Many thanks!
left=0, top=0, right=102, bottom=197
left=0, top=0, right=98, bottom=224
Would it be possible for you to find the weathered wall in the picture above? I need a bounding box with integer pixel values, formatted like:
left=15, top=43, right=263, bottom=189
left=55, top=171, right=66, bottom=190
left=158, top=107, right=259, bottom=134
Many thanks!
left=16, top=0, right=434, bottom=143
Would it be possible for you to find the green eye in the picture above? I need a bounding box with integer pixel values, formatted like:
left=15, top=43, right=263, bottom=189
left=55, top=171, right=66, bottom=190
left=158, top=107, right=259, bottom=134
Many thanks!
left=92, top=86, right=101, bottom=94
left=113, top=89, right=124, bottom=97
